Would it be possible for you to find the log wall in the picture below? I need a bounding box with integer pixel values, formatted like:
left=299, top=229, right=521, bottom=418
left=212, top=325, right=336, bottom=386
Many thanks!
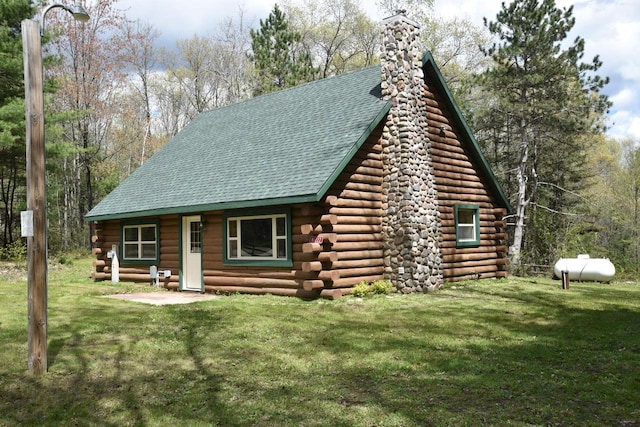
left=423, top=83, right=509, bottom=282
left=91, top=127, right=385, bottom=299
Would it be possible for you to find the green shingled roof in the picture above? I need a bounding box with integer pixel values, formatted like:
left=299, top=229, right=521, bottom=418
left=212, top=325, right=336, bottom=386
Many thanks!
left=85, top=66, right=391, bottom=221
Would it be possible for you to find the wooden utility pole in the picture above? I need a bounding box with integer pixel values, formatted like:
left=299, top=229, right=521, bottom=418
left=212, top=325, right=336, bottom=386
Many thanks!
left=23, top=18, right=48, bottom=375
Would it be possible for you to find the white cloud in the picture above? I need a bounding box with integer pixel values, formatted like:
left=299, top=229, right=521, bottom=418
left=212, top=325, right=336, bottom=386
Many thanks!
left=110, top=0, right=640, bottom=141
left=611, top=88, right=636, bottom=110
left=608, top=109, right=640, bottom=141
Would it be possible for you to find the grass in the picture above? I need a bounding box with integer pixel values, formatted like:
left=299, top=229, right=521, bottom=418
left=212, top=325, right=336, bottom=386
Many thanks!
left=1, top=256, right=639, bottom=426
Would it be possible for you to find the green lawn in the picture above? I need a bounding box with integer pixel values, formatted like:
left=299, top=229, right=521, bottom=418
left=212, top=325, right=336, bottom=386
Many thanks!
left=1, top=257, right=638, bottom=426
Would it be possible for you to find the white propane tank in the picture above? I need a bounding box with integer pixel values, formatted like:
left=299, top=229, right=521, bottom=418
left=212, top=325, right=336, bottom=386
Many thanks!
left=553, top=254, right=615, bottom=282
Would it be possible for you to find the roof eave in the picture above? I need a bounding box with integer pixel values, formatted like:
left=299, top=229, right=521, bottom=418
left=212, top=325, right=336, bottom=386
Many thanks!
left=85, top=193, right=323, bottom=222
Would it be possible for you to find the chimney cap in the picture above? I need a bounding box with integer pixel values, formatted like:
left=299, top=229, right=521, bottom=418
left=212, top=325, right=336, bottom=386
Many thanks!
left=382, top=11, right=421, bottom=28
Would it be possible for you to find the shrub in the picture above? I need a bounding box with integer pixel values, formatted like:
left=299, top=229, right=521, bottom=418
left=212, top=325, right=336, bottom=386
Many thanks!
left=371, top=279, right=393, bottom=294
left=351, top=279, right=394, bottom=298
left=0, top=240, right=27, bottom=262
left=352, top=280, right=371, bottom=297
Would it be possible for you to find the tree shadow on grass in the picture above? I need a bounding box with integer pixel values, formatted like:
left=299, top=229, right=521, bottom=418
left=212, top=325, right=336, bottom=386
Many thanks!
left=1, top=287, right=638, bottom=426
left=0, top=301, right=238, bottom=426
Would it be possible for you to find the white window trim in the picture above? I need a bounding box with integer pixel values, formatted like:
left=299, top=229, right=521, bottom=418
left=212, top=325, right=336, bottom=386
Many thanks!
left=122, top=223, right=158, bottom=261
left=226, top=213, right=288, bottom=261
left=455, top=204, right=480, bottom=247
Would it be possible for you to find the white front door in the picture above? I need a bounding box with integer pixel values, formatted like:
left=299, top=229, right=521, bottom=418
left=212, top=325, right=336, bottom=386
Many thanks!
left=181, top=215, right=203, bottom=291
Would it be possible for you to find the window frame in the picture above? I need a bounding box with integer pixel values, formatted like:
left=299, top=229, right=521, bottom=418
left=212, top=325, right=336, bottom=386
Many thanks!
left=120, top=220, right=160, bottom=264
left=455, top=204, right=480, bottom=247
left=223, top=208, right=292, bottom=267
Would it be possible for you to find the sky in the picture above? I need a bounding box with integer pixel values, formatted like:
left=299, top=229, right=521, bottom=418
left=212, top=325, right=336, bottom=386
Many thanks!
left=115, top=0, right=639, bottom=141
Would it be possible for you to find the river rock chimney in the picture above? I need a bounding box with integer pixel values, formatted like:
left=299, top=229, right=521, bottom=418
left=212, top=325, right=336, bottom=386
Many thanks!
left=380, top=11, right=443, bottom=292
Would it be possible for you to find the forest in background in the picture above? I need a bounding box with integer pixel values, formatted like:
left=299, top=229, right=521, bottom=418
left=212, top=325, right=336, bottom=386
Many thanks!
left=1, top=0, right=638, bottom=276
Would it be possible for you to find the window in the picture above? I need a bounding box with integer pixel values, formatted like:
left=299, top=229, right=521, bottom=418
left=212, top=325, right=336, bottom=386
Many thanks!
left=190, top=220, right=202, bottom=253
left=122, top=222, right=158, bottom=262
left=224, top=210, right=291, bottom=266
left=455, top=204, right=480, bottom=247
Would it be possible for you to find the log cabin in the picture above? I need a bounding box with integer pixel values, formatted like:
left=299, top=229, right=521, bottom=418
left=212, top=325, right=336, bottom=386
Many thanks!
left=85, top=12, right=512, bottom=299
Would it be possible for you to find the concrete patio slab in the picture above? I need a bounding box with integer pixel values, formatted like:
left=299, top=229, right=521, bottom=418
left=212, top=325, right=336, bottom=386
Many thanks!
left=103, top=291, right=220, bottom=306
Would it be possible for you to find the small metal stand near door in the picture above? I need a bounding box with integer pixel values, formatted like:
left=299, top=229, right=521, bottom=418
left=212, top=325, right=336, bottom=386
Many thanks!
left=181, top=215, right=203, bottom=291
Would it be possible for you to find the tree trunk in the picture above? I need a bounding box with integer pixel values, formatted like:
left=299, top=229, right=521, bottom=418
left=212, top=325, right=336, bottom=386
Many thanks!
left=510, top=117, right=531, bottom=268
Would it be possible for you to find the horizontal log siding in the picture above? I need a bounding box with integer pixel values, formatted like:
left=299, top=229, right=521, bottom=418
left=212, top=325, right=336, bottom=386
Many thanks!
left=92, top=217, right=182, bottom=287
left=323, top=124, right=385, bottom=288
left=424, top=84, right=509, bottom=282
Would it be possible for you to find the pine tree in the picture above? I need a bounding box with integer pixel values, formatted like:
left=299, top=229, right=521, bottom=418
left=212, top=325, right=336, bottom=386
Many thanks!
left=250, top=4, right=316, bottom=95
left=477, top=0, right=610, bottom=269
left=0, top=0, right=35, bottom=250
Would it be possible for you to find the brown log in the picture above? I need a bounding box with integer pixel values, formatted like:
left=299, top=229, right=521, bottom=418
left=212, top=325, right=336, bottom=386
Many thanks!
left=443, top=252, right=498, bottom=262
left=433, top=169, right=481, bottom=183
left=204, top=286, right=320, bottom=299
left=298, top=204, right=323, bottom=216
left=437, top=192, right=493, bottom=203
left=293, top=233, right=337, bottom=244
left=348, top=165, right=383, bottom=177
left=333, top=181, right=382, bottom=193
left=431, top=154, right=474, bottom=170
left=318, top=270, right=340, bottom=281
left=92, top=247, right=102, bottom=255
left=319, top=289, right=344, bottom=300
left=303, top=280, right=325, bottom=291
left=443, top=264, right=498, bottom=277
left=335, top=266, right=384, bottom=278
left=292, top=215, right=327, bottom=226
left=93, top=260, right=106, bottom=268
left=92, top=272, right=106, bottom=281
left=337, top=249, right=384, bottom=260
left=329, top=207, right=383, bottom=216
left=437, top=185, right=490, bottom=198
left=204, top=276, right=301, bottom=288
left=330, top=275, right=383, bottom=288
left=430, top=147, right=468, bottom=162
left=318, top=251, right=339, bottom=262
left=330, top=224, right=382, bottom=234
left=302, top=261, right=323, bottom=272
left=440, top=239, right=501, bottom=248
left=331, top=258, right=384, bottom=269
left=159, top=253, right=180, bottom=262
left=330, top=198, right=380, bottom=209
left=300, top=223, right=323, bottom=235
left=302, top=242, right=323, bottom=253
left=440, top=246, right=501, bottom=255
left=435, top=176, right=486, bottom=189
left=336, top=189, right=382, bottom=201
left=337, top=233, right=383, bottom=242
left=442, top=258, right=502, bottom=270
left=332, top=241, right=383, bottom=251
left=337, top=172, right=383, bottom=185
left=335, top=216, right=381, bottom=225
left=325, top=195, right=339, bottom=206
left=202, top=269, right=315, bottom=281
left=320, top=214, right=338, bottom=225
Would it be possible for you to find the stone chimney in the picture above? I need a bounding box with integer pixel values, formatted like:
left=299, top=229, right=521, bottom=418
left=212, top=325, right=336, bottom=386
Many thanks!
left=380, top=11, right=443, bottom=292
